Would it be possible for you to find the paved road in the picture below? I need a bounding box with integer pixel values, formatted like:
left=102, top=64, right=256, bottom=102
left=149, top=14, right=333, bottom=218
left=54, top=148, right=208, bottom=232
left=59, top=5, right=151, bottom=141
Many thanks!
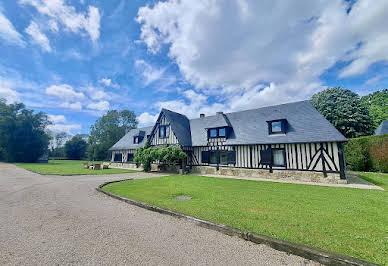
left=0, top=163, right=318, bottom=265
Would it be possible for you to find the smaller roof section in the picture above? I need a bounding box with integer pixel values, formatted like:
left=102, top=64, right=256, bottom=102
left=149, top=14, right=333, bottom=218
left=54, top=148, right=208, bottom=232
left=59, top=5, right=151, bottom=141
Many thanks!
left=375, top=120, right=388, bottom=135
left=109, top=126, right=153, bottom=151
left=160, top=109, right=192, bottom=146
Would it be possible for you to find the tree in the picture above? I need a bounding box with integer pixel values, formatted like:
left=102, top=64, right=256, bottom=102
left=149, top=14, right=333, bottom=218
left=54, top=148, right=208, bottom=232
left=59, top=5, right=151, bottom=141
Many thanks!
left=134, top=145, right=187, bottom=172
left=0, top=99, right=51, bottom=162
left=310, top=87, right=374, bottom=138
left=64, top=135, right=88, bottom=160
left=361, top=89, right=388, bottom=129
left=87, top=110, right=137, bottom=161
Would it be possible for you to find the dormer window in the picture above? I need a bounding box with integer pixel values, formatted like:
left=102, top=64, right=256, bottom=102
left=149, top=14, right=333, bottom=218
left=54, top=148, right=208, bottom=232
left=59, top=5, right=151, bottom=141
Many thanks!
left=159, top=125, right=169, bottom=138
left=133, top=136, right=140, bottom=144
left=267, top=119, right=287, bottom=135
left=208, top=127, right=228, bottom=138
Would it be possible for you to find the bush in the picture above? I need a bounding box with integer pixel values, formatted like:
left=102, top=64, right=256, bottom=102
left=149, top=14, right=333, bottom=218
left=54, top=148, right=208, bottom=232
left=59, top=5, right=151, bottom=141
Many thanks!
left=344, top=134, right=388, bottom=172
left=134, top=145, right=187, bottom=172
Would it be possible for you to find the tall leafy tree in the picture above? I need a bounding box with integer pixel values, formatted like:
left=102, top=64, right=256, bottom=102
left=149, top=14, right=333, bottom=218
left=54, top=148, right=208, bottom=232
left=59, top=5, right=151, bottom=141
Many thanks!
left=64, top=135, right=88, bottom=160
left=87, top=110, right=137, bottom=160
left=0, top=99, right=51, bottom=162
left=360, top=89, right=388, bottom=129
left=310, top=87, right=374, bottom=138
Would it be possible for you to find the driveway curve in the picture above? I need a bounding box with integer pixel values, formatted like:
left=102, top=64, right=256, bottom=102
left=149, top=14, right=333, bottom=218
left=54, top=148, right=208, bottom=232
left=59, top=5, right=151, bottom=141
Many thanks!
left=0, top=163, right=317, bottom=265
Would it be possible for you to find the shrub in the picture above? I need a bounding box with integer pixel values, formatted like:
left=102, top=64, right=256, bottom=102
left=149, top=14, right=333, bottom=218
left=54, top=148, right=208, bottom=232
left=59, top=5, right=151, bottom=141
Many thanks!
left=344, top=134, right=388, bottom=172
left=134, top=145, right=187, bottom=172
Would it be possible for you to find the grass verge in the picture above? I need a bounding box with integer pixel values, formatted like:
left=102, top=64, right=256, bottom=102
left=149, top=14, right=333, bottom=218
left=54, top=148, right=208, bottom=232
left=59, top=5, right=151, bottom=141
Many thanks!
left=15, top=160, right=139, bottom=175
left=103, top=174, right=388, bottom=265
left=357, top=171, right=388, bottom=190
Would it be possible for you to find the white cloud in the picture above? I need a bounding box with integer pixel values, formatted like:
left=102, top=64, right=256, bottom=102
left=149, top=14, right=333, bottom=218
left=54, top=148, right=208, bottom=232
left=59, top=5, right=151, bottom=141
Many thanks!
left=87, top=100, right=109, bottom=111
left=137, top=0, right=388, bottom=109
left=25, top=21, right=51, bottom=52
left=46, top=84, right=85, bottom=101
left=99, top=78, right=120, bottom=89
left=19, top=0, right=101, bottom=42
left=0, top=80, right=20, bottom=103
left=137, top=112, right=158, bottom=126
left=0, top=12, right=25, bottom=46
left=48, top=114, right=66, bottom=123
left=47, top=123, right=81, bottom=134
left=135, top=59, right=166, bottom=86
left=60, top=101, right=82, bottom=111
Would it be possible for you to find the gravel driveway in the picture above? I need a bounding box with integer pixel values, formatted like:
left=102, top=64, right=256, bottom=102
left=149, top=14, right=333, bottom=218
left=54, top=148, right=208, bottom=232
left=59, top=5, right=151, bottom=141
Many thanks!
left=0, top=163, right=318, bottom=265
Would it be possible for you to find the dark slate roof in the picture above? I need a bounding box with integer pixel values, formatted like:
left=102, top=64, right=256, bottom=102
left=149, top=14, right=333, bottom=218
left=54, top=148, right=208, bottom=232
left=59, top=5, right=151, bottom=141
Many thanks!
left=375, top=120, right=388, bottom=135
left=189, top=100, right=347, bottom=146
left=161, top=109, right=192, bottom=146
left=108, top=126, right=153, bottom=151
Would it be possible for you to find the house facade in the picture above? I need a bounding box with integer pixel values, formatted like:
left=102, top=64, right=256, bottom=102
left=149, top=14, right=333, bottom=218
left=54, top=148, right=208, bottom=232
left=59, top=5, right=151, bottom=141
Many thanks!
left=109, top=101, right=348, bottom=183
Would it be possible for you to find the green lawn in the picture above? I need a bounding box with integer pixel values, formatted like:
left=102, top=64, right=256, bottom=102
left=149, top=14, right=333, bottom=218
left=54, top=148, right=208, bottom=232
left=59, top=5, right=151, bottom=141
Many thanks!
left=358, top=171, right=388, bottom=190
left=103, top=174, right=388, bottom=265
left=15, top=160, right=139, bottom=175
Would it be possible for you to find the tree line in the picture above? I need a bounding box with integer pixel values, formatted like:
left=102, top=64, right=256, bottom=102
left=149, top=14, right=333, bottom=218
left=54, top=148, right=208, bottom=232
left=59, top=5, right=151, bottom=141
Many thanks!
left=0, top=88, right=386, bottom=163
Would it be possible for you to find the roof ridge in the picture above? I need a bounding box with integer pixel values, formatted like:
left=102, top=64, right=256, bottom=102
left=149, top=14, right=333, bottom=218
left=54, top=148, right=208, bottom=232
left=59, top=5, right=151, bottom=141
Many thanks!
left=189, top=100, right=308, bottom=121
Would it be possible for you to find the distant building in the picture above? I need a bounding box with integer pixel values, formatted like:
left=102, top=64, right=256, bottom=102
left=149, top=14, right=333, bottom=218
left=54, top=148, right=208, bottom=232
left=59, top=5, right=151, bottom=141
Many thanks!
left=375, top=120, right=388, bottom=135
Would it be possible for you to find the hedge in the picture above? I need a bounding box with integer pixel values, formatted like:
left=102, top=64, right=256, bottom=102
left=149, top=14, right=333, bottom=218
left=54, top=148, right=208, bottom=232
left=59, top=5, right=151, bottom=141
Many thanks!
left=344, top=134, right=388, bottom=173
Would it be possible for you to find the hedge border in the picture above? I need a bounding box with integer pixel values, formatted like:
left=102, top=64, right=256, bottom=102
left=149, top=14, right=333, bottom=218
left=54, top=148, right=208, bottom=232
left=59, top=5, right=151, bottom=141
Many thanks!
left=97, top=179, right=377, bottom=266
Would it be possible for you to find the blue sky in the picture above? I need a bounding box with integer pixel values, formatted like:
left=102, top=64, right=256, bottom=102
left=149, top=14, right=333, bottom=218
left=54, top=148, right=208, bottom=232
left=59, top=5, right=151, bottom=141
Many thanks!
left=0, top=0, right=387, bottom=135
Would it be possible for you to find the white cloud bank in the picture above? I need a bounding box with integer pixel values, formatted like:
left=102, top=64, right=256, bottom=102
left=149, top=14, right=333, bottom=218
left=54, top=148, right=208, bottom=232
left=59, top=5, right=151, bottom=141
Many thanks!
left=0, top=11, right=25, bottom=46
left=0, top=80, right=20, bottom=103
left=25, top=21, right=51, bottom=52
left=20, top=0, right=101, bottom=42
left=87, top=100, right=110, bottom=111
left=136, top=0, right=388, bottom=116
left=46, top=84, right=85, bottom=101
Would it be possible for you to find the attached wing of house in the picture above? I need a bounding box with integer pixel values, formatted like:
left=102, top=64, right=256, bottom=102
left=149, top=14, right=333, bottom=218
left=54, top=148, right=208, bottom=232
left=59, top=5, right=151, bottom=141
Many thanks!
left=109, top=100, right=348, bottom=182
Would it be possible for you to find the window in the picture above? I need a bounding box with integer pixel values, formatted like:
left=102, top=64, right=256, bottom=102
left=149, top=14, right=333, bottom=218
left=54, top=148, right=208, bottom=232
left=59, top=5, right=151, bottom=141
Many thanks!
left=209, top=152, right=218, bottom=164
left=113, top=153, right=122, bottom=162
left=159, top=125, right=169, bottom=138
left=201, top=150, right=236, bottom=165
left=271, top=121, right=282, bottom=133
left=219, top=152, right=228, bottom=165
left=268, top=119, right=287, bottom=135
left=133, top=136, right=139, bottom=144
left=209, top=128, right=218, bottom=138
left=218, top=127, right=226, bottom=137
left=272, top=149, right=286, bottom=167
left=208, top=127, right=228, bottom=138
left=127, top=153, right=134, bottom=162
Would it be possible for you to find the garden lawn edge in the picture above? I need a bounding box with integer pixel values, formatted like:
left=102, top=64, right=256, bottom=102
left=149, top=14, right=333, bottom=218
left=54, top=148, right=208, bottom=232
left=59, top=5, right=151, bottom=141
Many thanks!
left=97, top=179, right=377, bottom=266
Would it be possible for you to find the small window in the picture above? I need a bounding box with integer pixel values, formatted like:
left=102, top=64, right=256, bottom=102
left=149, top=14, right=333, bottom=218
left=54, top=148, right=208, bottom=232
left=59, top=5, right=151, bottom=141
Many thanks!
left=127, top=153, right=134, bottom=162
left=209, top=151, right=218, bottom=164
left=159, top=125, right=169, bottom=138
left=208, top=127, right=228, bottom=138
left=133, top=136, right=139, bottom=144
left=272, top=149, right=285, bottom=167
left=209, top=128, right=218, bottom=138
left=218, top=128, right=226, bottom=137
left=268, top=119, right=287, bottom=135
left=219, top=151, right=228, bottom=165
left=114, top=153, right=122, bottom=162
left=271, top=121, right=282, bottom=133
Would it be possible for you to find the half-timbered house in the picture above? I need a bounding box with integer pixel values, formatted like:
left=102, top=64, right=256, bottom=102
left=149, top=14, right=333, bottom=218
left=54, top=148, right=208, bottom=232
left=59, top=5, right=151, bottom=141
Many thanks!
left=109, top=101, right=348, bottom=183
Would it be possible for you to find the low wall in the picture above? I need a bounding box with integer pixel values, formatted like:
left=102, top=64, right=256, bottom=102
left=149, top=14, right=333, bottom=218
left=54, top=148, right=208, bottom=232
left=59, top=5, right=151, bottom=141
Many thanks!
left=110, top=162, right=143, bottom=170
left=190, top=166, right=346, bottom=184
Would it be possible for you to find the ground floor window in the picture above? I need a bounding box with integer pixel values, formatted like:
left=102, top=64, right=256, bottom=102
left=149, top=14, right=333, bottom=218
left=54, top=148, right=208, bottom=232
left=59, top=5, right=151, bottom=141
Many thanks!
left=201, top=150, right=236, bottom=165
left=127, top=153, right=134, bottom=162
left=114, top=153, right=122, bottom=162
left=272, top=148, right=286, bottom=167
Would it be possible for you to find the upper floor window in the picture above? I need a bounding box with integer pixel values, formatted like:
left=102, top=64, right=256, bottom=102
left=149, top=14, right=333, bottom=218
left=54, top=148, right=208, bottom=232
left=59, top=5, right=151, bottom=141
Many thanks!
left=208, top=127, right=227, bottom=138
left=133, top=136, right=140, bottom=144
left=267, top=119, right=287, bottom=135
left=159, top=125, right=169, bottom=138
